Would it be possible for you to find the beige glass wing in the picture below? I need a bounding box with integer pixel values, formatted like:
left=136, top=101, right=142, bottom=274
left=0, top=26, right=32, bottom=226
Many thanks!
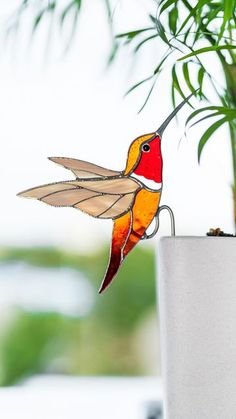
left=18, top=178, right=139, bottom=219
left=49, top=157, right=121, bottom=178
left=75, top=177, right=140, bottom=194
left=75, top=193, right=136, bottom=218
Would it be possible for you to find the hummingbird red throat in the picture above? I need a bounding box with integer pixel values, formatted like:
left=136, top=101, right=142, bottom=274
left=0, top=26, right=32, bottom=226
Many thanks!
left=18, top=92, right=196, bottom=293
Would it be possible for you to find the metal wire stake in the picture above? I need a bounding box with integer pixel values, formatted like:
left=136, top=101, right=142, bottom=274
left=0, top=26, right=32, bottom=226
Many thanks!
left=142, top=205, right=176, bottom=240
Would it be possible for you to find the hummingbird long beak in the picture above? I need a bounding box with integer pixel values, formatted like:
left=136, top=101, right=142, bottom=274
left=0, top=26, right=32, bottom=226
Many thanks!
left=155, top=90, right=198, bottom=137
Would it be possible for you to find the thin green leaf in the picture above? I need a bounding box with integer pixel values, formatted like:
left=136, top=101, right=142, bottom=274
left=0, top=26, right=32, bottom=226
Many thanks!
left=104, top=0, right=112, bottom=23
left=182, top=24, right=193, bottom=44
left=198, top=117, right=228, bottom=162
left=134, top=34, right=157, bottom=52
left=233, top=12, right=236, bottom=26
left=222, top=0, right=234, bottom=28
left=168, top=7, right=178, bottom=34
left=32, top=2, right=56, bottom=33
left=149, top=14, right=172, bottom=48
left=204, top=6, right=222, bottom=29
left=153, top=49, right=173, bottom=74
left=159, top=0, right=176, bottom=15
left=33, top=10, right=45, bottom=32
left=189, top=111, right=221, bottom=128
left=198, top=67, right=205, bottom=94
left=48, top=1, right=56, bottom=11
left=208, top=2, right=222, bottom=9
left=156, top=19, right=171, bottom=46
left=63, top=7, right=79, bottom=53
left=176, top=0, right=209, bottom=36
left=183, top=62, right=196, bottom=93
left=125, top=75, right=154, bottom=96
left=186, top=106, right=236, bottom=125
left=138, top=78, right=157, bottom=113
left=60, top=1, right=75, bottom=25
left=171, top=83, right=176, bottom=108
left=192, top=26, right=203, bottom=45
left=115, top=28, right=154, bottom=40
left=172, top=65, right=194, bottom=107
left=218, top=0, right=234, bottom=42
left=107, top=41, right=119, bottom=65
left=218, top=22, right=227, bottom=43
left=186, top=107, right=218, bottom=125
left=172, top=65, right=184, bottom=99
left=160, top=0, right=176, bottom=14
left=178, top=45, right=236, bottom=61
left=219, top=95, right=229, bottom=107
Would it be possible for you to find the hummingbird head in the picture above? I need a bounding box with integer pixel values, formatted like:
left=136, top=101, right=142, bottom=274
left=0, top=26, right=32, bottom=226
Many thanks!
left=124, top=91, right=197, bottom=184
left=124, top=133, right=162, bottom=183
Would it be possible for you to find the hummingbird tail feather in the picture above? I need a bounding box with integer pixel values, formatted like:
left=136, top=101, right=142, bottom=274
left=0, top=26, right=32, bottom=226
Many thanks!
left=123, top=230, right=144, bottom=258
left=99, top=211, right=132, bottom=294
left=98, top=252, right=121, bottom=294
left=99, top=190, right=161, bottom=293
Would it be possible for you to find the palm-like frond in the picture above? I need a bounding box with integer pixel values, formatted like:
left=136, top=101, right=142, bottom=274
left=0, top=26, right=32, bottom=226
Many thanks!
left=6, top=0, right=236, bottom=223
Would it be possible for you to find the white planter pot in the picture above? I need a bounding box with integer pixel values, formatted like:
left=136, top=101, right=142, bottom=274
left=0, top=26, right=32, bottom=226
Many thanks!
left=157, top=237, right=236, bottom=419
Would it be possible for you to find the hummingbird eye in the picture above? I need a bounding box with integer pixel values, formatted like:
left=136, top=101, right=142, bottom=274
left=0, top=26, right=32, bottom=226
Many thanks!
left=142, top=143, right=150, bottom=152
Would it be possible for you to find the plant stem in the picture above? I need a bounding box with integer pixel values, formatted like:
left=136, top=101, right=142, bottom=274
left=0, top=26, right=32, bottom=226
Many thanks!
left=230, top=124, right=236, bottom=230
left=230, top=125, right=236, bottom=231
left=182, top=1, right=236, bottom=230
left=224, top=63, right=236, bottom=230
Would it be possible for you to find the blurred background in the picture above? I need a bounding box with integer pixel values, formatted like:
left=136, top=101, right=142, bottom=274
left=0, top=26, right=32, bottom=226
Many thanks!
left=0, top=0, right=234, bottom=403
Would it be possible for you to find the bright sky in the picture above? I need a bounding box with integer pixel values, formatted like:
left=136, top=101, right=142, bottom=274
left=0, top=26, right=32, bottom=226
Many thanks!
left=0, top=0, right=234, bottom=252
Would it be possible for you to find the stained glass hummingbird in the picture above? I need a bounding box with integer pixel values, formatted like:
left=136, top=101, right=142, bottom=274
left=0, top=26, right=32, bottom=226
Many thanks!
left=18, top=93, right=195, bottom=293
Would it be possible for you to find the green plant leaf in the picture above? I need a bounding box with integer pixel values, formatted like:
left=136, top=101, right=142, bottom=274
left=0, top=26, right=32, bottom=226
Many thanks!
left=172, top=64, right=194, bottom=107
left=33, top=10, right=45, bottom=32
left=149, top=14, right=172, bottom=48
left=134, top=34, right=157, bottom=52
left=125, top=75, right=154, bottom=96
left=172, top=65, right=184, bottom=98
left=183, top=62, right=196, bottom=93
left=189, top=111, right=221, bottom=128
left=107, top=41, right=119, bottom=65
left=160, top=0, right=176, bottom=15
left=48, top=1, right=56, bottom=10
left=186, top=107, right=216, bottom=125
left=61, top=3, right=81, bottom=54
left=104, top=0, right=112, bottom=24
left=198, top=117, right=228, bottom=162
left=171, top=83, right=176, bottom=108
left=186, top=106, right=236, bottom=126
left=115, top=28, right=154, bottom=41
left=178, top=45, right=236, bottom=61
left=198, top=66, right=205, bottom=94
left=153, top=49, right=173, bottom=75
left=176, top=0, right=209, bottom=36
left=219, top=0, right=235, bottom=42
left=168, top=7, right=178, bottom=35
left=32, top=2, right=56, bottom=33
left=60, top=1, right=75, bottom=25
left=182, top=23, right=194, bottom=44
left=138, top=78, right=157, bottom=113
